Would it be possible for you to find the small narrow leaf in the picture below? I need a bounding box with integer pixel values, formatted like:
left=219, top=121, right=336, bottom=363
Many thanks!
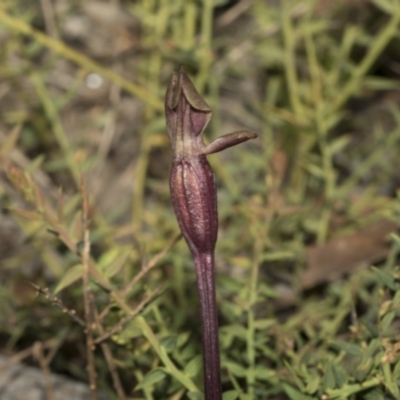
left=322, top=364, right=336, bottom=390
left=136, top=369, right=166, bottom=389
left=283, top=383, right=314, bottom=400
left=224, top=361, right=246, bottom=377
left=254, top=366, right=275, bottom=381
left=57, top=187, right=64, bottom=222
left=331, top=340, right=362, bottom=356
left=0, top=124, right=21, bottom=153
left=160, top=335, right=177, bottom=353
left=380, top=310, right=396, bottom=332
left=184, top=355, right=202, bottom=378
left=187, top=392, right=203, bottom=400
left=371, top=267, right=399, bottom=291
left=10, top=208, right=41, bottom=221
left=222, top=390, right=239, bottom=400
left=54, top=264, right=83, bottom=293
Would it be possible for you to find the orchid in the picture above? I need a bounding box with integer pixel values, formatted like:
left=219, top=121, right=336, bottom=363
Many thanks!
left=165, top=67, right=257, bottom=399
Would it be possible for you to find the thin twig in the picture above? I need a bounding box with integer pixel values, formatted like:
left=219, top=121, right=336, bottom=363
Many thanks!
left=94, top=283, right=165, bottom=344
left=88, top=291, right=127, bottom=400
left=99, top=233, right=181, bottom=321
left=0, top=339, right=59, bottom=374
left=216, top=0, right=254, bottom=28
left=39, top=0, right=58, bottom=38
left=122, top=233, right=181, bottom=297
left=32, top=342, right=56, bottom=400
left=26, top=282, right=85, bottom=327
left=81, top=179, right=98, bottom=400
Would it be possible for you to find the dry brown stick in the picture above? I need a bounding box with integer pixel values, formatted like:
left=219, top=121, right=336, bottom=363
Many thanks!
left=32, top=342, right=56, bottom=400
left=98, top=233, right=181, bottom=321
left=94, top=283, right=165, bottom=345
left=216, top=0, right=254, bottom=28
left=81, top=180, right=98, bottom=400
left=39, top=0, right=58, bottom=38
left=26, top=282, right=85, bottom=327
left=88, top=291, right=127, bottom=400
left=0, top=338, right=58, bottom=374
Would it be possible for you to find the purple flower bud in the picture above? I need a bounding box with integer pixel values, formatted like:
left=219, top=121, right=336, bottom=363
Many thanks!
left=169, top=155, right=218, bottom=256
left=166, top=67, right=256, bottom=256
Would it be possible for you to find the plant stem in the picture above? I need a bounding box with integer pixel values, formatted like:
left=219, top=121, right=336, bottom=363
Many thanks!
left=194, top=253, right=221, bottom=400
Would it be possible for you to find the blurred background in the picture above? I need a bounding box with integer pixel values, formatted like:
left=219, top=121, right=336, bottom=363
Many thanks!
left=1, top=0, right=400, bottom=399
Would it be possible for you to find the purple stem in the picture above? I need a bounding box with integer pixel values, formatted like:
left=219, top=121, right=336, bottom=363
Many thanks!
left=194, top=252, right=222, bottom=400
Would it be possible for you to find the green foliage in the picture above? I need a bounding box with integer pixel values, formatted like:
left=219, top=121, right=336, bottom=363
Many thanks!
left=1, top=0, right=400, bottom=399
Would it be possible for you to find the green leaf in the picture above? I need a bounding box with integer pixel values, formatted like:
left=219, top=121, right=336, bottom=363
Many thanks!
left=177, top=331, right=190, bottom=348
left=223, top=390, right=239, bottom=400
left=54, top=264, right=83, bottom=293
left=393, top=358, right=400, bottom=380
left=329, top=135, right=350, bottom=155
left=98, top=247, right=131, bottom=278
left=305, top=163, right=325, bottom=178
left=364, top=388, right=385, bottom=400
left=10, top=208, right=41, bottom=221
left=332, top=364, right=347, bottom=388
left=390, top=233, right=400, bottom=249
left=220, top=329, right=234, bottom=349
left=371, top=267, right=399, bottom=291
left=354, top=357, right=373, bottom=382
left=64, top=193, right=81, bottom=216
left=136, top=369, right=166, bottom=389
left=160, top=335, right=177, bottom=353
left=258, top=283, right=278, bottom=298
left=363, top=77, right=400, bottom=91
left=326, top=377, right=380, bottom=397
left=380, top=310, right=396, bottom=332
left=224, top=361, right=246, bottom=377
left=254, top=366, right=275, bottom=381
left=114, top=320, right=142, bottom=344
left=382, top=360, right=400, bottom=398
left=254, top=319, right=276, bottom=330
left=103, top=254, right=128, bottom=278
left=331, top=340, right=362, bottom=356
left=392, top=289, right=400, bottom=308
left=26, top=154, right=45, bottom=174
left=305, top=374, right=320, bottom=394
left=282, top=383, right=314, bottom=400
left=322, top=364, right=336, bottom=390
left=284, top=361, right=306, bottom=391
left=223, top=324, right=248, bottom=340
left=187, top=392, right=202, bottom=400
left=371, top=0, right=395, bottom=14
left=184, top=355, right=202, bottom=378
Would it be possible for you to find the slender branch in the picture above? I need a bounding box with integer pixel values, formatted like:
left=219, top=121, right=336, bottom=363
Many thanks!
left=99, top=233, right=181, bottom=321
left=123, top=233, right=182, bottom=297
left=0, top=339, right=60, bottom=375
left=89, top=291, right=127, bottom=400
left=94, top=283, right=165, bottom=344
left=26, top=282, right=85, bottom=327
left=81, top=180, right=98, bottom=400
left=33, top=342, right=56, bottom=400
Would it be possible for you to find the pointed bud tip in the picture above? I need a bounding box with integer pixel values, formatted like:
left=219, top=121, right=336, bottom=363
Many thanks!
left=248, top=132, right=258, bottom=139
left=178, top=67, right=211, bottom=112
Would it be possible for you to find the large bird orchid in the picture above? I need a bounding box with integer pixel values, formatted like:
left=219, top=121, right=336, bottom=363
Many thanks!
left=165, top=67, right=257, bottom=399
